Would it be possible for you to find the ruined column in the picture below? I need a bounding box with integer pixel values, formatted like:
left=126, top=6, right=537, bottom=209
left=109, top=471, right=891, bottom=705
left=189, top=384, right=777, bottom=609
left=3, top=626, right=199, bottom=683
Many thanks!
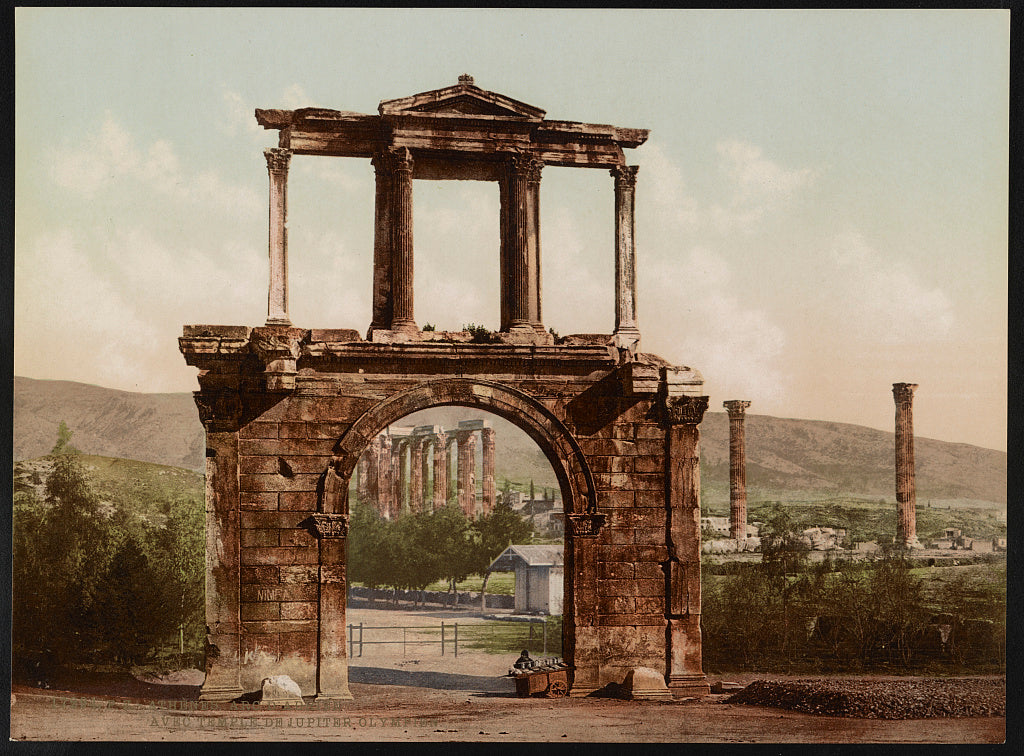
left=369, top=152, right=393, bottom=331
left=501, top=154, right=538, bottom=332
left=481, top=426, right=496, bottom=515
left=408, top=437, right=424, bottom=514
left=446, top=436, right=457, bottom=503
left=389, top=148, right=416, bottom=332
left=456, top=430, right=477, bottom=516
left=363, top=438, right=379, bottom=508
left=893, top=383, right=920, bottom=548
left=421, top=437, right=432, bottom=511
left=264, top=148, right=292, bottom=326
left=724, top=400, right=752, bottom=541
left=611, top=165, right=640, bottom=344
left=393, top=439, right=408, bottom=518
left=355, top=453, right=370, bottom=506
left=376, top=434, right=393, bottom=519
left=665, top=393, right=711, bottom=698
left=432, top=430, right=448, bottom=510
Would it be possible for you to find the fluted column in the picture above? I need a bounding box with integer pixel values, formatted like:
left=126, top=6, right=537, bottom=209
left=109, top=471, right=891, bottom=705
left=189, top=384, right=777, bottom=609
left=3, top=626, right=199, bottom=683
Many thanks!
left=409, top=437, right=425, bottom=514
left=264, top=148, right=292, bottom=326
left=501, top=155, right=539, bottom=332
left=377, top=434, right=393, bottom=519
left=370, top=153, right=394, bottom=330
left=389, top=148, right=416, bottom=332
left=724, top=400, right=752, bottom=541
left=481, top=426, right=496, bottom=515
left=356, top=453, right=370, bottom=506
left=364, top=438, right=379, bottom=508
left=456, top=431, right=477, bottom=516
left=393, top=439, right=408, bottom=517
left=893, top=383, right=920, bottom=548
left=665, top=394, right=711, bottom=697
left=612, top=165, right=640, bottom=339
left=432, top=431, right=448, bottom=510
left=526, top=159, right=544, bottom=332
left=446, top=436, right=457, bottom=503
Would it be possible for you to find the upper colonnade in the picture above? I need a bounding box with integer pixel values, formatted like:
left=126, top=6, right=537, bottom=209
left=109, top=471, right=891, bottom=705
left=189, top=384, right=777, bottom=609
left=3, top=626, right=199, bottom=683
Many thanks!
left=255, top=75, right=648, bottom=349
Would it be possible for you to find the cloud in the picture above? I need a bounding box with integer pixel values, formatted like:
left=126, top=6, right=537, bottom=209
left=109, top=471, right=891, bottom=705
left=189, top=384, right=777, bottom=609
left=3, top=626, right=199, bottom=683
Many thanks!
left=642, top=141, right=701, bottom=232
left=827, top=232, right=955, bottom=343
left=641, top=247, right=788, bottom=402
left=47, top=112, right=261, bottom=217
left=710, top=140, right=815, bottom=233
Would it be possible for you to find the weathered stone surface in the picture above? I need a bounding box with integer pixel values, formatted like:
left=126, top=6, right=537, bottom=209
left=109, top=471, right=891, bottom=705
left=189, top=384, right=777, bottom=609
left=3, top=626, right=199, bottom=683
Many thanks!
left=259, top=675, right=304, bottom=705
left=621, top=666, right=673, bottom=701
left=183, top=79, right=708, bottom=702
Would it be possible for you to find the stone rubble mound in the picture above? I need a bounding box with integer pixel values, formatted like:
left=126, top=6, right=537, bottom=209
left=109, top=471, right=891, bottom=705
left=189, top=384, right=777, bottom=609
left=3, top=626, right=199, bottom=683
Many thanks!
left=726, top=678, right=1005, bottom=719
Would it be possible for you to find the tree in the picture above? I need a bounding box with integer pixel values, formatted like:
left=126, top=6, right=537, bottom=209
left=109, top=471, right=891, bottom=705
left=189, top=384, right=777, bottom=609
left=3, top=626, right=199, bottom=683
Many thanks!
left=470, top=502, right=532, bottom=607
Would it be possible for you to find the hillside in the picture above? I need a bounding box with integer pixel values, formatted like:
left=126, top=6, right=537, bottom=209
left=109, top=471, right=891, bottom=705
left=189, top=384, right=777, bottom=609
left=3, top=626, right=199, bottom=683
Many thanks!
left=14, top=378, right=205, bottom=470
left=13, top=377, right=1006, bottom=507
left=13, top=453, right=204, bottom=527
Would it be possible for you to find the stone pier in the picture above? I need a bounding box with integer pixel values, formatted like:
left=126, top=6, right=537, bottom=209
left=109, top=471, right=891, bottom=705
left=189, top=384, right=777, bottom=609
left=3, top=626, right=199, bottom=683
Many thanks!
left=723, top=400, right=751, bottom=542
left=892, top=383, right=921, bottom=548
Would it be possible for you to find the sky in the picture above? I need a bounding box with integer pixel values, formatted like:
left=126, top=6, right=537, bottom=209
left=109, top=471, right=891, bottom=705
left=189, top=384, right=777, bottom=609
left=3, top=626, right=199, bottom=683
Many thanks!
left=14, top=9, right=1008, bottom=451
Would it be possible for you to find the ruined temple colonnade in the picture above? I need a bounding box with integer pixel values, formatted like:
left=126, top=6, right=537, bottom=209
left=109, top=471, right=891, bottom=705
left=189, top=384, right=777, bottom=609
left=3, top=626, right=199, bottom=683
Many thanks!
left=355, top=419, right=496, bottom=519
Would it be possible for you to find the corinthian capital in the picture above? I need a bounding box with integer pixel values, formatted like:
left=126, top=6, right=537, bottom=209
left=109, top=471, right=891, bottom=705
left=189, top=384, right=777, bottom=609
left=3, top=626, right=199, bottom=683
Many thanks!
left=611, top=164, right=639, bottom=189
left=507, top=153, right=543, bottom=182
left=723, top=400, right=752, bottom=418
left=892, top=383, right=918, bottom=406
left=264, top=147, right=292, bottom=173
left=664, top=395, right=710, bottom=426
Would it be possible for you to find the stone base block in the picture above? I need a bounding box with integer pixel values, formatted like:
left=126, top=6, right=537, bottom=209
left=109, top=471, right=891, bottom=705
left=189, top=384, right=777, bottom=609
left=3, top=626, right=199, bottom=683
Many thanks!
left=668, top=673, right=711, bottom=698
left=621, top=667, right=673, bottom=701
left=199, top=682, right=245, bottom=702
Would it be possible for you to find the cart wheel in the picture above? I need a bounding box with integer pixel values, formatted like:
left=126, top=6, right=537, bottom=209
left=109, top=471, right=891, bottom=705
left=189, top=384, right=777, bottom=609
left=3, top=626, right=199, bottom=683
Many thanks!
left=547, top=681, right=568, bottom=698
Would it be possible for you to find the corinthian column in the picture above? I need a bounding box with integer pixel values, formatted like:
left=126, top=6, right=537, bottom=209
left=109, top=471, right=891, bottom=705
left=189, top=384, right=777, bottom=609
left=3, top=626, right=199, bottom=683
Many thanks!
left=612, top=165, right=640, bottom=341
left=389, top=148, right=416, bottom=332
left=370, top=152, right=394, bottom=331
left=526, top=159, right=544, bottom=332
left=501, top=155, right=538, bottom=332
left=264, top=148, right=292, bottom=326
left=432, top=431, right=448, bottom=510
left=377, top=434, right=393, bottom=519
left=456, top=431, right=477, bottom=516
left=893, top=383, right=920, bottom=548
left=481, top=426, right=496, bottom=515
left=723, top=400, right=751, bottom=541
left=408, top=437, right=424, bottom=514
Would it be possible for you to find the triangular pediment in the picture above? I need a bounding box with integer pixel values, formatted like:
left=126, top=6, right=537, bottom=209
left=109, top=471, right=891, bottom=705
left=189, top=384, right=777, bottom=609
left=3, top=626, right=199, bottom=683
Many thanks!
left=379, top=76, right=545, bottom=120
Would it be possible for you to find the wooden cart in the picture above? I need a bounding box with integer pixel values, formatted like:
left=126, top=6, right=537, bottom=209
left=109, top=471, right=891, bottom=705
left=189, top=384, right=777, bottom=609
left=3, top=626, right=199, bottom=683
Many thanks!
left=513, top=667, right=569, bottom=698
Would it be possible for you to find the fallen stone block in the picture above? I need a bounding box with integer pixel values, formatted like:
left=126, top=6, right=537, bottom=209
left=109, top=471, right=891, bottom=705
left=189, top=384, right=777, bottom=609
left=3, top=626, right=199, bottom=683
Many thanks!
left=259, top=675, right=304, bottom=705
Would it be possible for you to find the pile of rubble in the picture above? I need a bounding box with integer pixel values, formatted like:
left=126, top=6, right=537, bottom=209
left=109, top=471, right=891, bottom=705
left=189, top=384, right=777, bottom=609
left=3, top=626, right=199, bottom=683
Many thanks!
left=726, top=678, right=1005, bottom=719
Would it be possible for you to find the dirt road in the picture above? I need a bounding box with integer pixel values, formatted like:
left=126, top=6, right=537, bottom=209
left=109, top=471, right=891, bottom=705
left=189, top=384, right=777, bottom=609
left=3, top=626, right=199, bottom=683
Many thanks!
left=10, top=679, right=1005, bottom=743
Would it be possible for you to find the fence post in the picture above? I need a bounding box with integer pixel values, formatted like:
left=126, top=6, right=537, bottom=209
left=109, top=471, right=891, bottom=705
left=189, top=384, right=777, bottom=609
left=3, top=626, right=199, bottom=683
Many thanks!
left=454, top=623, right=459, bottom=658
left=348, top=624, right=353, bottom=658
left=403, top=627, right=407, bottom=657
left=359, top=622, right=364, bottom=658
left=543, top=620, right=548, bottom=656
left=441, top=622, right=445, bottom=656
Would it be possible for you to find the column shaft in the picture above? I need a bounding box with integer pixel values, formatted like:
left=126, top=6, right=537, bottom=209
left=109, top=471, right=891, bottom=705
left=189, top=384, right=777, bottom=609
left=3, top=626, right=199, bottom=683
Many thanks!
left=612, top=165, right=640, bottom=336
left=389, top=149, right=416, bottom=331
left=432, top=431, right=448, bottom=510
left=265, top=148, right=292, bottom=326
left=724, top=400, right=752, bottom=541
left=481, top=427, right=496, bottom=515
left=409, top=438, right=424, bottom=514
left=370, top=154, right=394, bottom=330
left=527, top=161, right=543, bottom=332
left=503, top=155, right=536, bottom=332
left=377, top=435, right=393, bottom=519
left=456, top=432, right=477, bottom=516
left=893, top=383, right=919, bottom=547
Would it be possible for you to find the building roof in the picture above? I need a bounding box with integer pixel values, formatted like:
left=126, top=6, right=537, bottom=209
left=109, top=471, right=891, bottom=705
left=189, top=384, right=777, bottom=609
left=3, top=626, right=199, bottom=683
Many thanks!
left=488, top=544, right=564, bottom=571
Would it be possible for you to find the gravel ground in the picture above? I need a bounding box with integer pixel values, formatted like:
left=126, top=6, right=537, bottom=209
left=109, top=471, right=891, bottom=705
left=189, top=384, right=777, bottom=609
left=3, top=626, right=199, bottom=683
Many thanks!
left=726, top=678, right=1005, bottom=719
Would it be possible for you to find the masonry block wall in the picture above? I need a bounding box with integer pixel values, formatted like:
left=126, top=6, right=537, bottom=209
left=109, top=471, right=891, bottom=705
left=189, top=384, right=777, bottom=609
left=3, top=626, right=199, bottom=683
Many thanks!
left=182, top=326, right=710, bottom=700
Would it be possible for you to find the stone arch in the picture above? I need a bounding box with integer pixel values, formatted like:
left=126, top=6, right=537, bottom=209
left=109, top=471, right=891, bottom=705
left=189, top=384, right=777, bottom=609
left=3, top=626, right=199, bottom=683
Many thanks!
left=326, top=377, right=598, bottom=516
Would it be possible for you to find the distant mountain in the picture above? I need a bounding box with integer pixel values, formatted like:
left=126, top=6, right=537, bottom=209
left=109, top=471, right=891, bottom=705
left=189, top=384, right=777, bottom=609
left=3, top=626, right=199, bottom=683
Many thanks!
left=14, top=377, right=205, bottom=470
left=13, top=377, right=1006, bottom=507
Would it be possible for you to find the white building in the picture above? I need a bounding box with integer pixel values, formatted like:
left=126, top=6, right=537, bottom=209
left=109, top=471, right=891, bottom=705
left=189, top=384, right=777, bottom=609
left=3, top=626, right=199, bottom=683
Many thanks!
left=487, top=545, right=564, bottom=615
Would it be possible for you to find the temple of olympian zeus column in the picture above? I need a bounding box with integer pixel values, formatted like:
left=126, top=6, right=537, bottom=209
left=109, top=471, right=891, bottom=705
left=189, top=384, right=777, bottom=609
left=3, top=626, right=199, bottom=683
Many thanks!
left=355, top=419, right=497, bottom=519
left=892, top=382, right=921, bottom=549
left=180, top=76, right=711, bottom=701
